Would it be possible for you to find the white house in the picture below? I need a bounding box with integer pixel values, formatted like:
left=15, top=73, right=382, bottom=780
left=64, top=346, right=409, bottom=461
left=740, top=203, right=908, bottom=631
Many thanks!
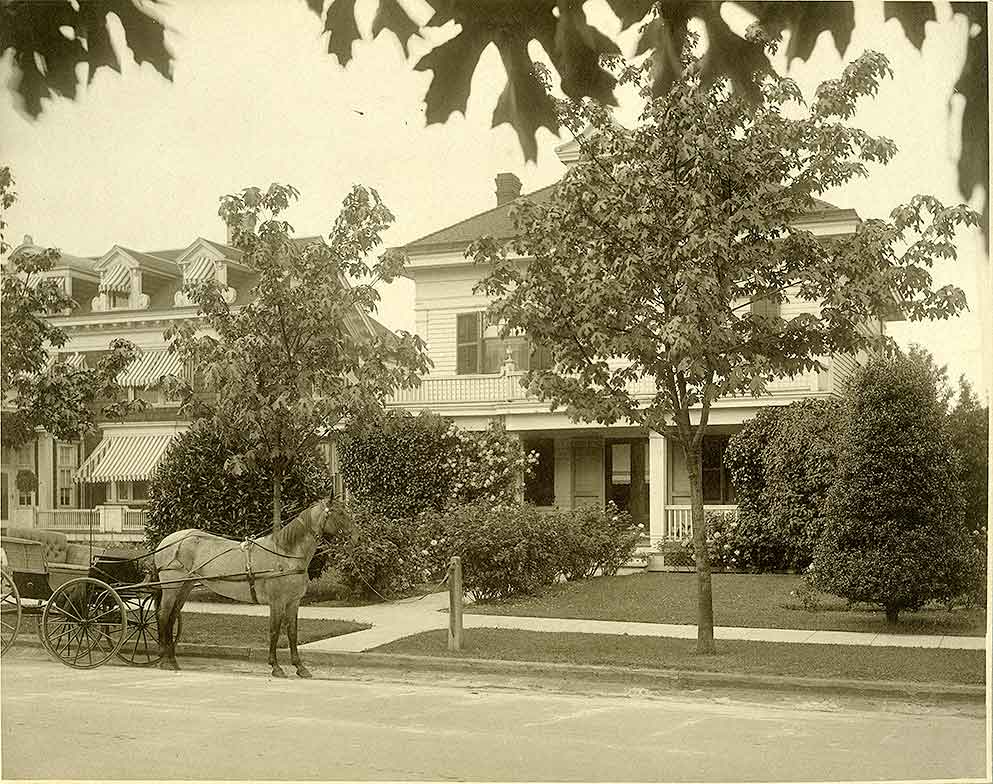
left=386, top=137, right=896, bottom=546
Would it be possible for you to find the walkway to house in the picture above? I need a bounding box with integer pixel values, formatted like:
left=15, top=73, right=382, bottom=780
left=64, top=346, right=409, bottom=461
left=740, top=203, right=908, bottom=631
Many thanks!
left=182, top=593, right=988, bottom=653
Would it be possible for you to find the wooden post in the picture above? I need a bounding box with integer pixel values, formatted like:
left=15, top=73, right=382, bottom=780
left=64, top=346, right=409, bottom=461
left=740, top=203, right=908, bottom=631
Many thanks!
left=448, top=556, right=463, bottom=651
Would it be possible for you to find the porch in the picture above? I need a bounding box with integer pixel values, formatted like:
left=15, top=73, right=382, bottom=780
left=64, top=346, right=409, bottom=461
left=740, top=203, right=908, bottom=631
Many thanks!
left=4, top=505, right=148, bottom=544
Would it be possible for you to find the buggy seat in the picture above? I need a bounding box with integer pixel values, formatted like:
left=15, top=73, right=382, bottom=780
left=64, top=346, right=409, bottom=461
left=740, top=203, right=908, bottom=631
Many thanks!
left=3, top=527, right=103, bottom=567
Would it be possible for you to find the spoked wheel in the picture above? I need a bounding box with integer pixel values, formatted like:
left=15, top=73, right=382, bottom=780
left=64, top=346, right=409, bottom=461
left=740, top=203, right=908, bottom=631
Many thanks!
left=42, top=578, right=127, bottom=669
left=1, top=571, right=21, bottom=656
left=116, top=592, right=163, bottom=666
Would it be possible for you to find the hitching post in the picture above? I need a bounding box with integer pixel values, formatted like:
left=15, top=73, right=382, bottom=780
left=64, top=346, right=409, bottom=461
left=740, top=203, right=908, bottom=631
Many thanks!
left=448, top=556, right=463, bottom=651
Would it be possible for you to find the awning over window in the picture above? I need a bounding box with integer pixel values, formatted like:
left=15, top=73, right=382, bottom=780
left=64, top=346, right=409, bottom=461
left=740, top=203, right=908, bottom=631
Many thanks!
left=183, top=255, right=216, bottom=283
left=115, top=350, right=185, bottom=388
left=99, top=263, right=131, bottom=293
left=75, top=433, right=175, bottom=484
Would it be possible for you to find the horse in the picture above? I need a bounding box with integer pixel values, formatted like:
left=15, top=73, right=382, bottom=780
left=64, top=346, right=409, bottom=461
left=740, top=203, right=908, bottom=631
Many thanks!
left=151, top=498, right=355, bottom=678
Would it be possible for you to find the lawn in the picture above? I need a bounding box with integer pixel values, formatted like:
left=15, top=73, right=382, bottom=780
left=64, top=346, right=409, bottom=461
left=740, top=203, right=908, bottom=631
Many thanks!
left=18, top=612, right=368, bottom=649
left=375, top=628, right=986, bottom=685
left=466, top=572, right=988, bottom=636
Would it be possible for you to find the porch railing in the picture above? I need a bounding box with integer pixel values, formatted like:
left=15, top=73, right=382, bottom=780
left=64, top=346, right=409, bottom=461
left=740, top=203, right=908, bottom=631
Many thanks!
left=122, top=508, right=148, bottom=531
left=664, top=504, right=739, bottom=541
left=389, top=368, right=826, bottom=408
left=35, top=508, right=101, bottom=531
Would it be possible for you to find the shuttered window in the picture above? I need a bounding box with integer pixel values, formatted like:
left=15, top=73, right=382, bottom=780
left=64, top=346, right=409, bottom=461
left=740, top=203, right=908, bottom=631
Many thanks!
left=456, top=312, right=482, bottom=375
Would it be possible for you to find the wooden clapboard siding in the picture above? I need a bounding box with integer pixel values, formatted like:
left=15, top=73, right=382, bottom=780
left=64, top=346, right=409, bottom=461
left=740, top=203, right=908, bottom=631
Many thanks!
left=414, top=266, right=494, bottom=376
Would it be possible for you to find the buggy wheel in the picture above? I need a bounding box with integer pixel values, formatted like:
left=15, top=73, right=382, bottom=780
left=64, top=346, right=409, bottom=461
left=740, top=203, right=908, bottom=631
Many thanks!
left=116, top=592, right=162, bottom=666
left=42, top=578, right=127, bottom=669
left=1, top=571, right=21, bottom=656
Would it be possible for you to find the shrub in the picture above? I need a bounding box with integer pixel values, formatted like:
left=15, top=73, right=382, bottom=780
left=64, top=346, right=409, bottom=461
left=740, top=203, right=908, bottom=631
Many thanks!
left=322, top=505, right=424, bottom=599
left=810, top=353, right=976, bottom=622
left=724, top=400, right=843, bottom=572
left=146, top=419, right=332, bottom=578
left=418, top=503, right=560, bottom=601
left=552, top=503, right=641, bottom=580
left=339, top=412, right=536, bottom=518
left=338, top=411, right=459, bottom=519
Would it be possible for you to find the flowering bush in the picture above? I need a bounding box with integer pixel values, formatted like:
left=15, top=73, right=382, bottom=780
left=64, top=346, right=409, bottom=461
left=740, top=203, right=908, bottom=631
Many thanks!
left=339, top=412, right=537, bottom=517
left=552, top=503, right=642, bottom=580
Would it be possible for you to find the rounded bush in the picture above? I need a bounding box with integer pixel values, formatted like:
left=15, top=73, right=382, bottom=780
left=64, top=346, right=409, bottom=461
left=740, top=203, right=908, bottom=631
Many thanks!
left=810, top=354, right=975, bottom=622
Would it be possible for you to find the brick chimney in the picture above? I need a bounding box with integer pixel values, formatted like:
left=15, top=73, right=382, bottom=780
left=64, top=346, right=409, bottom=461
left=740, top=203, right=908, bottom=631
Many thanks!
left=495, top=172, right=522, bottom=206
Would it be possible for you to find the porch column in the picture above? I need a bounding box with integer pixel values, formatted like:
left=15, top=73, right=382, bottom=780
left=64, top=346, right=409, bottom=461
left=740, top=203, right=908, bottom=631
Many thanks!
left=648, top=431, right=668, bottom=546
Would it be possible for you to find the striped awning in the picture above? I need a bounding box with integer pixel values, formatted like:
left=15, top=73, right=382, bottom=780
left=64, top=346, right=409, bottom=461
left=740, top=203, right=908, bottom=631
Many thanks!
left=116, top=350, right=185, bottom=389
left=75, top=433, right=175, bottom=483
left=183, top=255, right=216, bottom=283
left=99, top=263, right=131, bottom=293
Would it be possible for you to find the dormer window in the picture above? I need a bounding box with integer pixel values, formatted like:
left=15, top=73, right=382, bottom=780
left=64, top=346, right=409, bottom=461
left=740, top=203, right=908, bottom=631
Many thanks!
left=99, top=263, right=131, bottom=310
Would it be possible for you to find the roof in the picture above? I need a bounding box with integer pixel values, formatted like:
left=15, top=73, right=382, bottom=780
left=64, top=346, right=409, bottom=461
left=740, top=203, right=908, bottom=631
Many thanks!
left=405, top=184, right=558, bottom=251
left=405, top=182, right=841, bottom=252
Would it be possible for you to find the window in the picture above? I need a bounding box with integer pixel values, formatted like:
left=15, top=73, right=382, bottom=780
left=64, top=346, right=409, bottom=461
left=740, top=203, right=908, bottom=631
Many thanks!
left=522, top=438, right=555, bottom=506
left=16, top=444, right=33, bottom=507
left=108, top=291, right=130, bottom=310
left=56, top=443, right=78, bottom=508
left=456, top=312, right=481, bottom=374
left=457, top=311, right=553, bottom=374
left=700, top=436, right=736, bottom=504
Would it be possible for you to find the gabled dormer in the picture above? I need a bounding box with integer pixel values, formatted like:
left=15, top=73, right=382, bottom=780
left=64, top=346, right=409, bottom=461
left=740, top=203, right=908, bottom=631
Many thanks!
left=91, top=246, right=181, bottom=312
left=6, top=235, right=101, bottom=315
left=171, top=238, right=251, bottom=306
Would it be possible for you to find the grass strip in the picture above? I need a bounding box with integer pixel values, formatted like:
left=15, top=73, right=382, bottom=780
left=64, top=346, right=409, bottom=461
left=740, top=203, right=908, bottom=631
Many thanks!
left=467, top=573, right=987, bottom=637
left=18, top=613, right=368, bottom=649
left=374, top=628, right=986, bottom=685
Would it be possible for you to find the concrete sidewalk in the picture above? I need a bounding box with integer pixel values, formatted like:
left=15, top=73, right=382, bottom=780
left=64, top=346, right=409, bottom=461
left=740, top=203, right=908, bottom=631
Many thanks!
left=182, top=594, right=988, bottom=652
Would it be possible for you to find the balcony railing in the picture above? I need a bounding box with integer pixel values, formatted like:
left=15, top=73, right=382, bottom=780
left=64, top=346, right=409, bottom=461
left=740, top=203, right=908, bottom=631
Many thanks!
left=36, top=508, right=100, bottom=531
left=389, top=368, right=827, bottom=409
left=664, top=504, right=739, bottom=541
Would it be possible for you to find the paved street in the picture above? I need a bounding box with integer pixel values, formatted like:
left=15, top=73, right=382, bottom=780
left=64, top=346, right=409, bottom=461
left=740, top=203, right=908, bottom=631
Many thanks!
left=2, top=652, right=987, bottom=781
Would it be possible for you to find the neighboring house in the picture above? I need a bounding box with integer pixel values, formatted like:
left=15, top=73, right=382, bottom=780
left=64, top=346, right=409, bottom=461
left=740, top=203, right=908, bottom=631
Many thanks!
left=387, top=138, right=898, bottom=547
left=1, top=227, right=378, bottom=543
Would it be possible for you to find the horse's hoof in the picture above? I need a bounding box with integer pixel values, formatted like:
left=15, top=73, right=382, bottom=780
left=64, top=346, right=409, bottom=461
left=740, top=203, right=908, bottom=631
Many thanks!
left=271, top=666, right=287, bottom=678
left=296, top=666, right=313, bottom=679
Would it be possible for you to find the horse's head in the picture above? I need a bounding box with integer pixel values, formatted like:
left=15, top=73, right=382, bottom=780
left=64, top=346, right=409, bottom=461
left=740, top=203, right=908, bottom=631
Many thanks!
left=314, top=497, right=358, bottom=542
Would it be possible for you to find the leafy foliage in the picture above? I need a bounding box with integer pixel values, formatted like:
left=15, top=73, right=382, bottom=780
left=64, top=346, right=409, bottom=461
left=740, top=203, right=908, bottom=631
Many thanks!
left=551, top=502, right=642, bottom=581
left=810, top=353, right=976, bottom=622
left=163, top=183, right=429, bottom=533
left=146, top=419, right=333, bottom=579
left=339, top=411, right=536, bottom=517
left=470, top=48, right=975, bottom=651
left=724, top=400, right=843, bottom=571
left=0, top=167, right=141, bottom=449
left=321, top=504, right=424, bottom=599
left=4, top=2, right=986, bottom=238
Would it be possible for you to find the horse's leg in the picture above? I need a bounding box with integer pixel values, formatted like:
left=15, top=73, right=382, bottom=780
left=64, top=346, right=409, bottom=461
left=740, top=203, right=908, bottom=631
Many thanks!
left=288, top=602, right=311, bottom=678
left=157, top=583, right=179, bottom=670
left=268, top=603, right=287, bottom=678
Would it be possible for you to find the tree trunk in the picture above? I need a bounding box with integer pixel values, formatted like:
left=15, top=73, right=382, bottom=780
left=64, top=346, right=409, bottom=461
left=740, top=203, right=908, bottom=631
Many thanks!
left=684, top=442, right=716, bottom=654
left=885, top=605, right=900, bottom=624
left=272, top=470, right=283, bottom=536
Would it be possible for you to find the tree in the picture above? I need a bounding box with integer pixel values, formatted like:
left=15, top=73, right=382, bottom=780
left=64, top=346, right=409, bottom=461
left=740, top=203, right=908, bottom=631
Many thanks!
left=146, top=419, right=333, bottom=578
left=947, top=376, right=989, bottom=539
left=470, top=46, right=977, bottom=653
left=0, top=166, right=140, bottom=449
left=164, top=183, right=430, bottom=535
left=810, top=353, right=974, bottom=622
left=3, top=2, right=986, bottom=239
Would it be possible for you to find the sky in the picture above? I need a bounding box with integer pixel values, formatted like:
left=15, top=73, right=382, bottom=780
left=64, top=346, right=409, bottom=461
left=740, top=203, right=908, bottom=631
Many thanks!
left=1, top=0, right=989, bottom=400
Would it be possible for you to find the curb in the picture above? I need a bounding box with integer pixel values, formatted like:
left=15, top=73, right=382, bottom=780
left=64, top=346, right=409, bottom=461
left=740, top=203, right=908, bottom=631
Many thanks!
left=12, top=637, right=985, bottom=702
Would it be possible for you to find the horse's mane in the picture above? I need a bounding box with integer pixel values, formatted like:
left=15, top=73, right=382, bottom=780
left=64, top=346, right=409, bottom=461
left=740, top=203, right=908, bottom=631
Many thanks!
left=272, top=503, right=320, bottom=551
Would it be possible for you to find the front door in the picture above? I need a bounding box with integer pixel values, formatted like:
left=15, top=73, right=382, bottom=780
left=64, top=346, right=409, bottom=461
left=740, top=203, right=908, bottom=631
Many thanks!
left=571, top=439, right=603, bottom=508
